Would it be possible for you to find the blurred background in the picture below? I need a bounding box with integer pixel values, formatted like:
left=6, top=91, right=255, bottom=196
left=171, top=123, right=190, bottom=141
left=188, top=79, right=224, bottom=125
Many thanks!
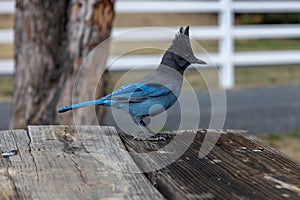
left=0, top=0, right=300, bottom=161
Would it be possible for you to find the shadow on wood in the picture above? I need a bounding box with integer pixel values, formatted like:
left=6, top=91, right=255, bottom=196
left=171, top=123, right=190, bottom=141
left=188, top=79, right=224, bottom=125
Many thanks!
left=0, top=125, right=300, bottom=199
left=121, top=130, right=300, bottom=199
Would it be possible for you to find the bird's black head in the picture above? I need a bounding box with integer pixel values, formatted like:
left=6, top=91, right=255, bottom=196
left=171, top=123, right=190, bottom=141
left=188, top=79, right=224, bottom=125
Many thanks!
left=160, top=26, right=206, bottom=73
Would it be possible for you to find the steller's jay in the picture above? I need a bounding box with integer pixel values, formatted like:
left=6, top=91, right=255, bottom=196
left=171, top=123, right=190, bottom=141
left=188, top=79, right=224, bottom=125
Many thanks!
left=58, top=26, right=206, bottom=139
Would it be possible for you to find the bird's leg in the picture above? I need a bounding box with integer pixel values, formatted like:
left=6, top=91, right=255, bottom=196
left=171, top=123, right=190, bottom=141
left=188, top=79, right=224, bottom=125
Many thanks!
left=141, top=119, right=168, bottom=141
left=130, top=117, right=150, bottom=140
left=140, top=119, right=155, bottom=135
left=133, top=120, right=153, bottom=141
left=132, top=117, right=166, bottom=141
left=138, top=119, right=167, bottom=141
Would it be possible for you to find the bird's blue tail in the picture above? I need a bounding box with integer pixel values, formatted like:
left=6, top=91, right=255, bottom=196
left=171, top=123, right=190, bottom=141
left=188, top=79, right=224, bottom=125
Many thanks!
left=58, top=99, right=108, bottom=113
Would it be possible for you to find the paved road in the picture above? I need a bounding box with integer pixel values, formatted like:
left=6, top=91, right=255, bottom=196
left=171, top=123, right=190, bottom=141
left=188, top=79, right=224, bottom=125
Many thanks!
left=0, top=102, right=11, bottom=130
left=1, top=84, right=300, bottom=134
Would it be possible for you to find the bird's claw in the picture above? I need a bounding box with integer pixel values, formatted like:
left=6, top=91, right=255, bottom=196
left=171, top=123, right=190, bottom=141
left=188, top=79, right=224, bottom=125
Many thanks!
left=132, top=135, right=167, bottom=142
left=132, top=136, right=147, bottom=141
left=148, top=136, right=167, bottom=142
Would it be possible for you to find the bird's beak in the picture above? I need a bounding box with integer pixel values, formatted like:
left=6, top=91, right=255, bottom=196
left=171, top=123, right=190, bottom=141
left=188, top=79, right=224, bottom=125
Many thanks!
left=193, top=58, right=207, bottom=64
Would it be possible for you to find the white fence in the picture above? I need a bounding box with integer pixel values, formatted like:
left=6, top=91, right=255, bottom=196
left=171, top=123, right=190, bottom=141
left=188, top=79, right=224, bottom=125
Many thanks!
left=1, top=0, right=300, bottom=88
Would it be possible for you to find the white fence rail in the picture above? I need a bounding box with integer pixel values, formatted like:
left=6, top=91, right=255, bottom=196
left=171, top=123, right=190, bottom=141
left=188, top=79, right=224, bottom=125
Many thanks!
left=1, top=0, right=300, bottom=88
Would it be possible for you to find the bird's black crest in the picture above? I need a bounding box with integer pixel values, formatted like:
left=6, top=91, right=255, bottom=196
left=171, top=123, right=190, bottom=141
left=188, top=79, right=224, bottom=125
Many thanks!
left=168, top=26, right=194, bottom=59
left=160, top=26, right=205, bottom=71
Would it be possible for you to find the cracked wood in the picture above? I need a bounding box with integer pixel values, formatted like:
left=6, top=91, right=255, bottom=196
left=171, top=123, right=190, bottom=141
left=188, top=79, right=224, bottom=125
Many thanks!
left=0, top=126, right=164, bottom=200
left=1, top=126, right=300, bottom=200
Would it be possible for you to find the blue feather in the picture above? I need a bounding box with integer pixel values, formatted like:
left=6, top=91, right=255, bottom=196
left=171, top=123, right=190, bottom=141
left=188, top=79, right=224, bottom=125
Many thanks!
left=105, top=83, right=171, bottom=102
left=58, top=99, right=110, bottom=113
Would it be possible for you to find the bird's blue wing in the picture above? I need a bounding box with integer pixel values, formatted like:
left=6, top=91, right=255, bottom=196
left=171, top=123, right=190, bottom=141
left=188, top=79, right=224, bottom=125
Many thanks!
left=104, top=83, right=171, bottom=102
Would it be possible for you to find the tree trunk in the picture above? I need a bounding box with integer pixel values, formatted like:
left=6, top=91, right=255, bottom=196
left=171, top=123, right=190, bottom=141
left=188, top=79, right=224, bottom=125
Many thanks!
left=11, top=0, right=115, bottom=129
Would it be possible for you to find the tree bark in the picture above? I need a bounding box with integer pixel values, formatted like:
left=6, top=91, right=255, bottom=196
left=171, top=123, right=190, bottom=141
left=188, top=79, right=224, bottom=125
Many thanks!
left=11, top=0, right=115, bottom=129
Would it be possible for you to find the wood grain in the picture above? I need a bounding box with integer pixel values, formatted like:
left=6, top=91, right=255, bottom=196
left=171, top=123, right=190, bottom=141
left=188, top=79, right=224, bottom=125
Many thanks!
left=0, top=126, right=164, bottom=200
left=121, top=130, right=300, bottom=200
left=2, top=126, right=300, bottom=200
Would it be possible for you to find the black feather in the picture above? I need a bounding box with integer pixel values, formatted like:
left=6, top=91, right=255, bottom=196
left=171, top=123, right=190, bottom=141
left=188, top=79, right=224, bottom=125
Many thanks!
left=167, top=26, right=194, bottom=59
left=180, top=26, right=184, bottom=33
left=184, top=26, right=189, bottom=36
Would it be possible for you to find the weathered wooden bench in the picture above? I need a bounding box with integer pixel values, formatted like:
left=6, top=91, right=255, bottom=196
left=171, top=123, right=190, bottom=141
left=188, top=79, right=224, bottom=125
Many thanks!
left=0, top=126, right=299, bottom=199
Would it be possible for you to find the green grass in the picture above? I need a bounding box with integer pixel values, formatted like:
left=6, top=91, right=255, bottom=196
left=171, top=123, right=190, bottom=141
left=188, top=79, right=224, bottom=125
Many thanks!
left=259, top=128, right=300, bottom=162
left=266, top=133, right=283, bottom=140
left=0, top=44, right=13, bottom=59
left=109, top=40, right=218, bottom=55
left=286, top=129, right=300, bottom=139
left=114, top=13, right=217, bottom=27
left=235, top=65, right=300, bottom=88
left=0, top=14, right=14, bottom=29
left=0, top=76, right=13, bottom=101
left=110, top=39, right=300, bottom=56
left=235, top=39, right=300, bottom=51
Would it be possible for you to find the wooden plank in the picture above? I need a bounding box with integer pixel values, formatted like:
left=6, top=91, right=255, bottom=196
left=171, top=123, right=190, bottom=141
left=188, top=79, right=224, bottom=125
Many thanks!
left=0, top=130, right=28, bottom=199
left=0, top=126, right=164, bottom=200
left=121, top=130, right=300, bottom=200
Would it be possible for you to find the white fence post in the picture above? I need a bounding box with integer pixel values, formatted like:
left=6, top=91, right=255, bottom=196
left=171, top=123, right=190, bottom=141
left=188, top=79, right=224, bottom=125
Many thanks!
left=218, top=0, right=234, bottom=89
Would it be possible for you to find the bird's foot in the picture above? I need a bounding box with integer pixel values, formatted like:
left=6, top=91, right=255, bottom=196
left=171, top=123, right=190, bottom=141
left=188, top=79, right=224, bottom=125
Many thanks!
left=148, top=135, right=167, bottom=142
left=132, top=135, right=167, bottom=142
left=150, top=132, right=173, bottom=141
left=132, top=132, right=170, bottom=142
left=132, top=136, right=148, bottom=141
